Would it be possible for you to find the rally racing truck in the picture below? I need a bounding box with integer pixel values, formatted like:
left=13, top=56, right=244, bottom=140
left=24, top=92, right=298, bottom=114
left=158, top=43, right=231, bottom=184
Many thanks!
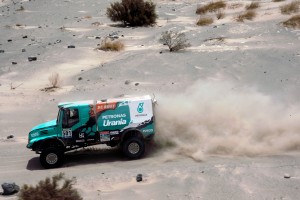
left=27, top=95, right=156, bottom=169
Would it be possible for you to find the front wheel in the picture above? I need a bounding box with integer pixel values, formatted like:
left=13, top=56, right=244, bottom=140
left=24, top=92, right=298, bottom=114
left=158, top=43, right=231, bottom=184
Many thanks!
left=40, top=148, right=64, bottom=169
left=122, top=137, right=145, bottom=159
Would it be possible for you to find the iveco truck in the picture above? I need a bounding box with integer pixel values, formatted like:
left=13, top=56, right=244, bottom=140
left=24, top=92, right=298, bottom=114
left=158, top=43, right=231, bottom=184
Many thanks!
left=27, top=95, right=156, bottom=168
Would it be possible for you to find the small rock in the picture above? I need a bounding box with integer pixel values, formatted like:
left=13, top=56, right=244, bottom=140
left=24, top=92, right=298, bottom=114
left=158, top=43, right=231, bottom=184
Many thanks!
left=22, top=49, right=26, bottom=52
left=68, top=45, right=75, bottom=48
left=136, top=174, right=142, bottom=182
left=1, top=183, right=19, bottom=195
left=0, top=50, right=4, bottom=53
left=95, top=36, right=101, bottom=39
left=78, top=77, right=82, bottom=81
left=22, top=35, right=27, bottom=39
left=7, top=39, right=12, bottom=42
left=12, top=62, right=17, bottom=65
left=159, top=51, right=163, bottom=54
left=124, top=80, right=131, bottom=85
left=135, top=83, right=139, bottom=86
left=56, top=40, right=62, bottom=43
left=284, top=174, right=291, bottom=179
left=213, top=26, right=217, bottom=28
left=7, top=135, right=14, bottom=139
left=28, top=56, right=37, bottom=61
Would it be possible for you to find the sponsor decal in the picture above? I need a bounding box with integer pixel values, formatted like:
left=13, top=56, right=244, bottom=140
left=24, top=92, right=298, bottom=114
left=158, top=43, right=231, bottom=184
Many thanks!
left=135, top=113, right=147, bottom=117
left=76, top=139, right=85, bottom=143
left=31, top=132, right=39, bottom=138
left=103, top=119, right=126, bottom=126
left=137, top=102, right=144, bottom=113
left=62, top=129, right=72, bottom=138
left=102, top=114, right=126, bottom=119
left=100, top=131, right=110, bottom=142
left=110, top=131, right=119, bottom=135
left=79, top=132, right=84, bottom=138
left=142, top=129, right=154, bottom=133
left=96, top=102, right=117, bottom=113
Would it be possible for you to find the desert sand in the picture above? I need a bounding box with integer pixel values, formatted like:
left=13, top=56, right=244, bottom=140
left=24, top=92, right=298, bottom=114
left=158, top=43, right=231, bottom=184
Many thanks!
left=0, top=0, right=300, bottom=199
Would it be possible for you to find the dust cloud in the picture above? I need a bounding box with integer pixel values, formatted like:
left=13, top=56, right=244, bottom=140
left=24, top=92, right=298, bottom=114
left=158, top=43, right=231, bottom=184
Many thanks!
left=154, top=80, right=300, bottom=161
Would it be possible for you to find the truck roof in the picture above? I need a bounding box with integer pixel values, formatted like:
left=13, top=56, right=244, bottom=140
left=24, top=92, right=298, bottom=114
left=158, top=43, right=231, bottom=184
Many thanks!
left=58, top=95, right=152, bottom=108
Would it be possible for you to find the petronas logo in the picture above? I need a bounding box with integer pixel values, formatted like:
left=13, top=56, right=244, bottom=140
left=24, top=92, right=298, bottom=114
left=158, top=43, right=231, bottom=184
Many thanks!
left=137, top=103, right=144, bottom=113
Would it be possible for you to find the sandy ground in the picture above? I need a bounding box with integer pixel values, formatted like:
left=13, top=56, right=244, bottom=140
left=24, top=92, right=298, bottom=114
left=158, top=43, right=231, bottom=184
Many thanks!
left=0, top=0, right=300, bottom=199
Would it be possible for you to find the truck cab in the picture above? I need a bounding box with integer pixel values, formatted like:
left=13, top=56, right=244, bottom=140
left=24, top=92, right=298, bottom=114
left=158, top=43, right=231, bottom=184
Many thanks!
left=27, top=95, right=155, bottom=168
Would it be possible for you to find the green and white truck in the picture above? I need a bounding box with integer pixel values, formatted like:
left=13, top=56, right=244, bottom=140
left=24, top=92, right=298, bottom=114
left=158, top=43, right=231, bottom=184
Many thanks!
left=27, top=95, right=156, bottom=168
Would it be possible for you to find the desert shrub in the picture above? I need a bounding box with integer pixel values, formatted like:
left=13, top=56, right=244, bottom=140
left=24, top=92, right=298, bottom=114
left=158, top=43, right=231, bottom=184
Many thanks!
left=236, top=10, right=256, bottom=22
left=246, top=2, right=260, bottom=10
left=18, top=173, right=82, bottom=200
left=228, top=3, right=244, bottom=9
left=197, top=17, right=214, bottom=26
left=196, top=1, right=226, bottom=15
left=216, top=11, right=225, bottom=19
left=280, top=1, right=299, bottom=14
left=97, top=38, right=124, bottom=51
left=159, top=31, right=191, bottom=52
left=273, top=0, right=285, bottom=2
left=106, top=0, right=157, bottom=26
left=16, top=6, right=24, bottom=11
left=48, top=72, right=60, bottom=88
left=282, top=14, right=300, bottom=28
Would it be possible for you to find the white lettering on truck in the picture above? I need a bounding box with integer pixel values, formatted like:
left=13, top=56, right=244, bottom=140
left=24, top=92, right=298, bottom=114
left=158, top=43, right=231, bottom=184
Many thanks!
left=103, top=119, right=127, bottom=126
left=102, top=114, right=126, bottom=119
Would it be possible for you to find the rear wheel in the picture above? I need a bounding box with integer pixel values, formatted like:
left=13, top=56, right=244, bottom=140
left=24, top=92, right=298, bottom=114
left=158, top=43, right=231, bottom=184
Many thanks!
left=40, top=148, right=64, bottom=169
left=122, top=137, right=145, bottom=159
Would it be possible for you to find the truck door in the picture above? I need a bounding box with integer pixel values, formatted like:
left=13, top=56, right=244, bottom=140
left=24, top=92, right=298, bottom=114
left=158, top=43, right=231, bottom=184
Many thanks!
left=62, top=107, right=98, bottom=145
left=61, top=108, right=80, bottom=145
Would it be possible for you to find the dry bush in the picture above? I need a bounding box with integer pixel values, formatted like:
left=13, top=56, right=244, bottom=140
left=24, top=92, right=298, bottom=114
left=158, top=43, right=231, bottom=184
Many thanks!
left=246, top=2, right=260, bottom=10
left=106, top=0, right=157, bottom=26
left=159, top=31, right=191, bottom=52
left=228, top=3, right=244, bottom=9
left=280, top=1, right=299, bottom=14
left=97, top=38, right=124, bottom=51
left=18, top=173, right=82, bottom=200
left=273, top=0, right=285, bottom=2
left=236, top=10, right=256, bottom=22
left=282, top=14, right=300, bottom=28
left=83, top=15, right=92, bottom=19
left=16, top=6, right=24, bottom=11
left=48, top=72, right=60, bottom=88
left=197, top=17, right=214, bottom=26
left=216, top=11, right=225, bottom=19
left=196, top=1, right=226, bottom=15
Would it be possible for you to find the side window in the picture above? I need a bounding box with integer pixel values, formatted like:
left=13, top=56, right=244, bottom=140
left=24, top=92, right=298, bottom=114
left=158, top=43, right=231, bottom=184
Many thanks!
left=62, top=108, right=79, bottom=128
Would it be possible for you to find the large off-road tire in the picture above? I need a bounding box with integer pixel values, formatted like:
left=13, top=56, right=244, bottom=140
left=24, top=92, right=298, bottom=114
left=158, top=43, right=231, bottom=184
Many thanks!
left=40, top=148, right=64, bottom=169
left=122, top=137, right=145, bottom=159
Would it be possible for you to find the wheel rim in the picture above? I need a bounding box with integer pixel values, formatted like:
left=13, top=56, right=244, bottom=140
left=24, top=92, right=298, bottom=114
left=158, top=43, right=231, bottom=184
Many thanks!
left=128, top=142, right=140, bottom=155
left=46, top=153, right=58, bottom=164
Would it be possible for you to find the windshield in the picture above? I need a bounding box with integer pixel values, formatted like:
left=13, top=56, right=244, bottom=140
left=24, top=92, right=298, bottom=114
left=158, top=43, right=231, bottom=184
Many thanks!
left=57, top=108, right=62, bottom=124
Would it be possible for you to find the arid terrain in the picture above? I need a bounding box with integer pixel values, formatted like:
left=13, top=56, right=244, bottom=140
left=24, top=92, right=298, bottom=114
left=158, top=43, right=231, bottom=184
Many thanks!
left=0, top=0, right=300, bottom=199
